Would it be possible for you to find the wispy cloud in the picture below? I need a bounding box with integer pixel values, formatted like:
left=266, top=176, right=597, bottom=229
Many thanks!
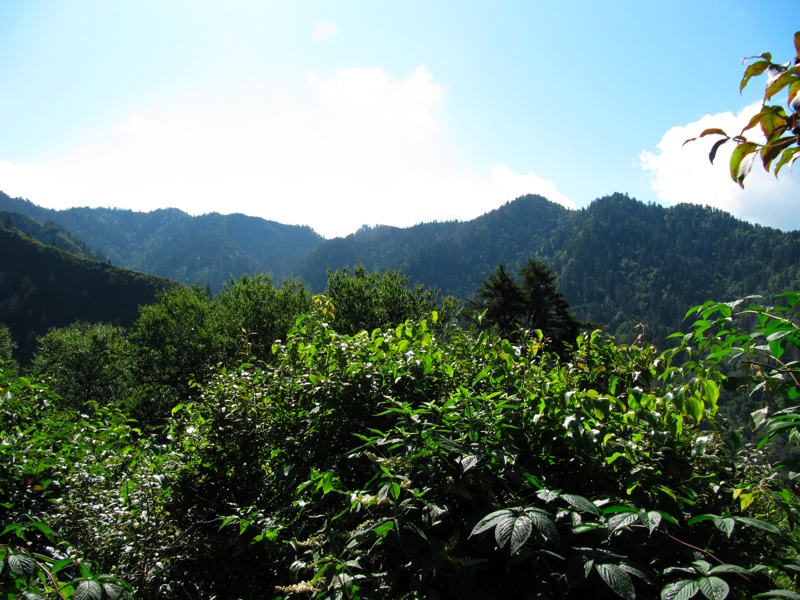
left=0, top=65, right=576, bottom=238
left=640, top=104, right=800, bottom=231
left=313, top=21, right=341, bottom=41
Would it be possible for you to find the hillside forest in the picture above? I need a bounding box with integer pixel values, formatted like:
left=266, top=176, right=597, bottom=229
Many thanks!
left=2, top=32, right=800, bottom=600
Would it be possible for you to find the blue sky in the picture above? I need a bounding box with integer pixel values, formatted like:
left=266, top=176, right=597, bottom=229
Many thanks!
left=1, top=1, right=798, bottom=238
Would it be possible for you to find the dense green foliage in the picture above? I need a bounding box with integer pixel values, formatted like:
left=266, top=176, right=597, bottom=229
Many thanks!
left=325, top=266, right=457, bottom=336
left=4, top=289, right=800, bottom=599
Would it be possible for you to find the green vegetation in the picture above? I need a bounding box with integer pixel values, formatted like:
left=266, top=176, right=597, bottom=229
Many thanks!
left=3, top=286, right=800, bottom=598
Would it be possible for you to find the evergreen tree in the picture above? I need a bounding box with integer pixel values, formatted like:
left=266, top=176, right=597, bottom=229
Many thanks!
left=466, top=258, right=585, bottom=352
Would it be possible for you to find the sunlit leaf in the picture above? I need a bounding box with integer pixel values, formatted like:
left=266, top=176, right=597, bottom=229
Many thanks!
left=75, top=580, right=104, bottom=600
left=495, top=513, right=532, bottom=555
left=662, top=579, right=700, bottom=600
left=595, top=563, right=635, bottom=600
left=740, top=58, right=772, bottom=92
left=697, top=576, right=728, bottom=600
left=6, top=554, right=35, bottom=577
left=561, top=493, right=599, bottom=516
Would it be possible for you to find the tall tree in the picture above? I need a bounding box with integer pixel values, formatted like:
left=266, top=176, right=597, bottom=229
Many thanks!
left=465, top=258, right=585, bottom=352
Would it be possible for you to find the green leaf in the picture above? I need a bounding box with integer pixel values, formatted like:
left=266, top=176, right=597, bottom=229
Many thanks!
left=609, top=512, right=638, bottom=533
left=729, top=141, right=758, bottom=187
left=751, top=406, right=769, bottom=429
left=471, top=509, right=512, bottom=537
left=537, top=489, right=560, bottom=503
left=75, top=580, right=104, bottom=600
left=697, top=576, right=729, bottom=600
left=7, top=554, right=35, bottom=577
left=639, top=510, right=662, bottom=534
left=691, top=560, right=712, bottom=576
left=103, top=582, right=134, bottom=600
left=712, top=517, right=735, bottom=538
left=734, top=516, right=781, bottom=534
left=740, top=58, right=772, bottom=92
left=495, top=513, right=532, bottom=555
left=685, top=397, right=704, bottom=423
left=596, top=563, right=635, bottom=600
left=528, top=509, right=559, bottom=546
left=709, top=564, right=750, bottom=575
left=662, top=579, right=700, bottom=600
left=561, top=493, right=599, bottom=516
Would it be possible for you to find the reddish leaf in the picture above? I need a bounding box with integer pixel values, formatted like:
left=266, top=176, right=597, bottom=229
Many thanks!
left=684, top=128, right=728, bottom=147
left=795, top=31, right=800, bottom=56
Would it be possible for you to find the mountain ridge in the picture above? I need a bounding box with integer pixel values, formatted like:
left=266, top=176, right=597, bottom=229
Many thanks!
left=2, top=190, right=798, bottom=345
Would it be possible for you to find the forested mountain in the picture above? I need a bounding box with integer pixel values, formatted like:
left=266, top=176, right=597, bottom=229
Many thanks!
left=297, top=193, right=800, bottom=342
left=0, top=224, right=176, bottom=363
left=3, top=191, right=799, bottom=345
left=0, top=210, right=104, bottom=261
left=0, top=193, right=323, bottom=291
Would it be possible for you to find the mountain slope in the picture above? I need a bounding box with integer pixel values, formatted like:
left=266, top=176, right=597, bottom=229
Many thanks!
left=0, top=224, right=176, bottom=363
left=0, top=193, right=324, bottom=291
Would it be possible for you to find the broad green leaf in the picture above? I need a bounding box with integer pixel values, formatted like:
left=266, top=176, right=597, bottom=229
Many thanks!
left=697, top=576, right=728, bottom=600
left=528, top=509, right=559, bottom=546
left=471, top=509, right=512, bottom=537
left=75, top=580, right=104, bottom=600
left=751, top=406, right=769, bottom=429
left=537, top=489, right=560, bottom=503
left=639, top=510, right=662, bottom=534
left=712, top=517, right=735, bottom=538
left=729, top=141, right=758, bottom=187
left=709, top=564, right=750, bottom=575
left=7, top=554, right=35, bottom=577
left=774, top=146, right=800, bottom=176
left=103, top=582, right=134, bottom=600
left=495, top=513, right=532, bottom=555
left=740, top=58, right=772, bottom=92
left=561, top=493, right=599, bottom=516
left=734, top=516, right=781, bottom=534
left=685, top=397, right=704, bottom=423
left=661, top=579, right=700, bottom=600
left=608, top=512, right=638, bottom=533
left=691, top=560, right=712, bottom=576
left=595, top=563, right=635, bottom=600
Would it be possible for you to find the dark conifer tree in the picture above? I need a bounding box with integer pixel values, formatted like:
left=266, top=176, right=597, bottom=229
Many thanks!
left=465, top=259, right=585, bottom=353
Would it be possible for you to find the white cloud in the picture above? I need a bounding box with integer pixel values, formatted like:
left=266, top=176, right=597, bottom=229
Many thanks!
left=0, top=66, right=575, bottom=238
left=313, top=21, right=341, bottom=41
left=640, top=104, right=800, bottom=231
left=490, top=165, right=575, bottom=209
